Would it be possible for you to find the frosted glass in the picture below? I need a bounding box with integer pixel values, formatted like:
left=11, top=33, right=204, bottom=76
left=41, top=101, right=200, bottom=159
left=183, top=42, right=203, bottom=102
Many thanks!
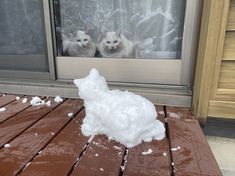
left=0, top=0, right=45, bottom=55
left=54, top=0, right=186, bottom=59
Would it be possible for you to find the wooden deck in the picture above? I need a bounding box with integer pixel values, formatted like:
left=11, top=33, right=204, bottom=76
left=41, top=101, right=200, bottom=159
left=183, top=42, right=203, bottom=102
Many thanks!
left=0, top=94, right=222, bottom=176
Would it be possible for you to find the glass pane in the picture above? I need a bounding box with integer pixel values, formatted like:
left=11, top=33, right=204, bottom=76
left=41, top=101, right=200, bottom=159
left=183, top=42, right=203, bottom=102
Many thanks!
left=0, top=0, right=45, bottom=55
left=54, top=0, right=186, bottom=59
left=0, top=0, right=49, bottom=72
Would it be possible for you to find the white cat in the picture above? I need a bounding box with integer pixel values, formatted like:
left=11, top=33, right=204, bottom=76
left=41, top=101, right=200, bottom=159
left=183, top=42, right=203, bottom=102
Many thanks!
left=63, top=30, right=96, bottom=57
left=98, top=32, right=134, bottom=58
left=74, top=68, right=165, bottom=147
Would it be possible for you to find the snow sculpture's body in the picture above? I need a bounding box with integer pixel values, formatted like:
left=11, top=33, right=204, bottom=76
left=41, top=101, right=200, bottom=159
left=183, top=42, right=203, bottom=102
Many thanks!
left=74, top=69, right=165, bottom=147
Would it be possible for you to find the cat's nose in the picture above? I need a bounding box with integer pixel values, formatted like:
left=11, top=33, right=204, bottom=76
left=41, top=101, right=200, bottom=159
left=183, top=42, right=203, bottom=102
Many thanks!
left=82, top=44, right=85, bottom=47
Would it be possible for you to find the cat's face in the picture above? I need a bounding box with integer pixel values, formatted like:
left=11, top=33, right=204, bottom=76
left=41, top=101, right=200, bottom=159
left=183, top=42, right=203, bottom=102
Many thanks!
left=76, top=31, right=92, bottom=48
left=103, top=32, right=122, bottom=51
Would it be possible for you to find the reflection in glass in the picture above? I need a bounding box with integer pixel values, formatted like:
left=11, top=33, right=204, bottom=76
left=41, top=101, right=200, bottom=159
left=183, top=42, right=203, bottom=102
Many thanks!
left=0, top=0, right=45, bottom=55
left=53, top=0, right=186, bottom=59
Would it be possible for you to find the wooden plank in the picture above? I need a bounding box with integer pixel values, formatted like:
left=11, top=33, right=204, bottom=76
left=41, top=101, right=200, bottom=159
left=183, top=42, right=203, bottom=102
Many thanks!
left=166, top=106, right=194, bottom=119
left=222, top=32, right=235, bottom=60
left=208, top=100, right=235, bottom=119
left=20, top=109, right=89, bottom=176
left=70, top=135, right=125, bottom=176
left=215, top=88, right=235, bottom=101
left=0, top=99, right=83, bottom=176
left=218, top=61, right=235, bottom=89
left=0, top=96, right=32, bottom=124
left=227, top=0, right=235, bottom=31
left=0, top=98, right=61, bottom=148
left=167, top=118, right=222, bottom=175
left=0, top=94, right=18, bottom=107
left=123, top=106, right=171, bottom=176
left=192, top=0, right=230, bottom=122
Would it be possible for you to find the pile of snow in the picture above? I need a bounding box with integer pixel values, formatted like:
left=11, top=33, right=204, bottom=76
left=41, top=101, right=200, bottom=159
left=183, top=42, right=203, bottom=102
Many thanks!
left=74, top=68, right=165, bottom=148
left=54, top=95, right=63, bottom=103
left=30, top=96, right=51, bottom=107
left=0, top=107, right=6, bottom=112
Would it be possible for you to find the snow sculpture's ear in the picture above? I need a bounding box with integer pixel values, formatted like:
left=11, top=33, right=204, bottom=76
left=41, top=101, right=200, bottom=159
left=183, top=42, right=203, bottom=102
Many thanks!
left=74, top=79, right=80, bottom=88
left=89, top=68, right=99, bottom=78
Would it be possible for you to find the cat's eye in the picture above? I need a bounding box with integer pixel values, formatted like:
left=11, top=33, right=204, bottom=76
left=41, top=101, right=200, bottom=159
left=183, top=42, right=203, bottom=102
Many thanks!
left=84, top=39, right=88, bottom=41
left=114, top=40, right=118, bottom=43
left=107, top=41, right=111, bottom=44
left=77, top=39, right=81, bottom=42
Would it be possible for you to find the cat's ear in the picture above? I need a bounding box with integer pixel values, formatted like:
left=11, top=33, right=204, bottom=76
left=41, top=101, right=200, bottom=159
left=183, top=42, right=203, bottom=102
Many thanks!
left=89, top=68, right=100, bottom=77
left=85, top=26, right=89, bottom=35
left=103, top=30, right=108, bottom=37
left=116, top=31, right=121, bottom=37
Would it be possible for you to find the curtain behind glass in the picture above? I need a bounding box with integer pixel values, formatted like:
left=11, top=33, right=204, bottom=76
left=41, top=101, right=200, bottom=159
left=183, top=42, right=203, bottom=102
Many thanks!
left=55, top=0, right=186, bottom=59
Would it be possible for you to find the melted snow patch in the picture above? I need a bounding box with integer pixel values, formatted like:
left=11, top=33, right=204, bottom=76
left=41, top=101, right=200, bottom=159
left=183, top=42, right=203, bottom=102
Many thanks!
left=0, top=107, right=6, bottom=112
left=158, top=111, right=165, bottom=115
left=113, top=146, right=122, bottom=151
left=54, top=95, right=63, bottom=103
left=168, top=112, right=180, bottom=118
left=141, top=148, right=153, bottom=155
left=74, top=68, right=165, bottom=148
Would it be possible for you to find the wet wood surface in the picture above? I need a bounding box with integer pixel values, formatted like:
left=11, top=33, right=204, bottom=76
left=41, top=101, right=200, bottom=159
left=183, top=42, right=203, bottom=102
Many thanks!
left=0, top=96, right=32, bottom=124
left=0, top=95, right=222, bottom=176
left=123, top=106, right=171, bottom=176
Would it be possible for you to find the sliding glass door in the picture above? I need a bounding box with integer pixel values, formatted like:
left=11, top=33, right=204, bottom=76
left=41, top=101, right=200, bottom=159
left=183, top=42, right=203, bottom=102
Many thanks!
left=0, top=0, right=50, bottom=78
left=52, top=0, right=199, bottom=85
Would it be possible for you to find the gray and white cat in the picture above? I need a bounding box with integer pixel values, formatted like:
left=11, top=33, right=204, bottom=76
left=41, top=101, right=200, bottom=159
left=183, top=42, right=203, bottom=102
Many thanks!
left=98, top=32, right=134, bottom=58
left=63, top=30, right=96, bottom=57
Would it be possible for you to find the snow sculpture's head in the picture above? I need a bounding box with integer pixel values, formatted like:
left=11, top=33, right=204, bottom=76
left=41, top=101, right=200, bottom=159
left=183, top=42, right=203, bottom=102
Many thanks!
left=74, top=68, right=109, bottom=101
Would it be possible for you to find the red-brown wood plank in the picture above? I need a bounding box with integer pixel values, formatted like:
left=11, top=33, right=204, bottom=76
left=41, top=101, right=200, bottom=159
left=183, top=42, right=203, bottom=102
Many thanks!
left=0, top=94, right=18, bottom=107
left=123, top=106, right=171, bottom=176
left=20, top=109, right=89, bottom=176
left=0, top=98, right=61, bottom=148
left=166, top=106, right=194, bottom=119
left=0, top=99, right=83, bottom=176
left=167, top=118, right=222, bottom=176
left=0, top=96, right=32, bottom=124
left=71, top=135, right=125, bottom=176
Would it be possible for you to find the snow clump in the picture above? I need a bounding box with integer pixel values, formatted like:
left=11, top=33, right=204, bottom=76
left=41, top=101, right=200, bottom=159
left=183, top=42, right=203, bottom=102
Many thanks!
left=54, top=95, right=63, bottom=103
left=141, top=148, right=153, bottom=155
left=0, top=107, right=6, bottom=112
left=74, top=68, right=165, bottom=148
left=30, top=96, right=51, bottom=107
left=22, top=98, right=28, bottom=103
